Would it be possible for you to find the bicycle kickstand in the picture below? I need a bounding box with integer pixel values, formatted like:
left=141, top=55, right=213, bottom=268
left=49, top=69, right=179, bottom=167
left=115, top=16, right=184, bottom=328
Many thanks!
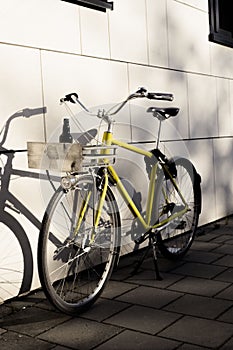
left=131, top=232, right=163, bottom=281
left=150, top=235, right=163, bottom=281
left=131, top=240, right=151, bottom=276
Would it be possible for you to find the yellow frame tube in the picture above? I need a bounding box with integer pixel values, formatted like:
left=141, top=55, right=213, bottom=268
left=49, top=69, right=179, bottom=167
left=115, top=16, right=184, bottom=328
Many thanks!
left=100, top=131, right=190, bottom=231
left=74, top=190, right=92, bottom=236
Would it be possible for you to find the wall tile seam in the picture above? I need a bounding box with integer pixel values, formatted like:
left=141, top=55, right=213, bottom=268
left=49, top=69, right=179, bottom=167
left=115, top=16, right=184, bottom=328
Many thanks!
left=173, top=0, right=208, bottom=13
left=162, top=135, right=233, bottom=143
left=144, top=0, right=150, bottom=67
left=39, top=50, right=47, bottom=143
left=1, top=42, right=233, bottom=83
left=211, top=138, right=217, bottom=222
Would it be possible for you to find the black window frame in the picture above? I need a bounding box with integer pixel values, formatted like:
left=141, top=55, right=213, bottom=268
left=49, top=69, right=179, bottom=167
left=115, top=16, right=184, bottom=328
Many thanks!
left=209, top=0, right=233, bottom=48
left=62, top=0, right=113, bottom=12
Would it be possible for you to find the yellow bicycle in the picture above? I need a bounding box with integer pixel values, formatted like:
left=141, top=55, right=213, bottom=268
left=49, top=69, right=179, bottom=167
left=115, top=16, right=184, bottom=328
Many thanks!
left=38, top=88, right=201, bottom=315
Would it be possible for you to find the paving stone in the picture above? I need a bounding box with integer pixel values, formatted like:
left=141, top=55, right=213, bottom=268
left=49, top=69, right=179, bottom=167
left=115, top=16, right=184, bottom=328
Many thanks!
left=157, top=258, right=184, bottom=273
left=101, top=280, right=138, bottom=299
left=168, top=276, right=230, bottom=297
left=39, top=317, right=121, bottom=350
left=211, top=234, right=233, bottom=244
left=52, top=347, right=73, bottom=350
left=191, top=241, right=220, bottom=252
left=0, top=330, right=53, bottom=350
left=110, top=265, right=133, bottom=281
left=213, top=244, right=233, bottom=255
left=79, top=298, right=130, bottom=322
left=215, top=284, right=233, bottom=300
left=183, top=250, right=222, bottom=264
left=214, top=255, right=233, bottom=267
left=116, top=285, right=182, bottom=309
left=2, top=216, right=233, bottom=350
left=33, top=299, right=58, bottom=312
left=178, top=344, right=212, bottom=350
left=94, top=329, right=180, bottom=350
left=4, top=297, right=39, bottom=312
left=172, top=262, right=226, bottom=279
left=164, top=294, right=232, bottom=319
left=196, top=231, right=220, bottom=242
left=0, top=306, right=70, bottom=336
left=214, top=268, right=233, bottom=283
left=0, top=305, right=13, bottom=319
left=0, top=328, right=6, bottom=335
left=105, top=305, right=180, bottom=335
left=226, top=239, right=233, bottom=245
left=127, top=269, right=183, bottom=289
left=218, top=306, right=233, bottom=323
left=220, top=336, right=233, bottom=349
left=159, top=315, right=233, bottom=348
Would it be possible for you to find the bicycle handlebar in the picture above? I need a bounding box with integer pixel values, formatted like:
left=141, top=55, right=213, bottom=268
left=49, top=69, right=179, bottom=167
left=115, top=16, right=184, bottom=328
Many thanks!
left=22, top=107, right=47, bottom=118
left=147, top=92, right=173, bottom=101
left=60, top=87, right=174, bottom=119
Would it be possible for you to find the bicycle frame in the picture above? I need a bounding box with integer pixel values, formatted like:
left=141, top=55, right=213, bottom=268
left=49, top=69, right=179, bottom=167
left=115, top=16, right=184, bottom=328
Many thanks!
left=75, top=130, right=190, bottom=238
left=103, top=131, right=189, bottom=230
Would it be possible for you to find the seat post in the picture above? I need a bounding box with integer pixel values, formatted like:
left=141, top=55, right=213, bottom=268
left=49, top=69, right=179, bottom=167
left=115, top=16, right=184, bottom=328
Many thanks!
left=156, top=120, right=162, bottom=149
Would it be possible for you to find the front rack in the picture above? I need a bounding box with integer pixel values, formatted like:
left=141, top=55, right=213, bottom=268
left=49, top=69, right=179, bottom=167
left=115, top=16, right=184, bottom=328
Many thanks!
left=27, top=142, right=117, bottom=172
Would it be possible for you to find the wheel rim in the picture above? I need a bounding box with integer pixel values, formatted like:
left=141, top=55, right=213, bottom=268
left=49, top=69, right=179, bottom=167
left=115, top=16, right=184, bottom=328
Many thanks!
left=41, top=177, right=119, bottom=311
left=157, top=159, right=198, bottom=256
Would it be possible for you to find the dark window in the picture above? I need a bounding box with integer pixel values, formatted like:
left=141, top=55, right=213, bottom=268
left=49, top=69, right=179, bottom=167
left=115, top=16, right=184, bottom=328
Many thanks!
left=62, top=0, right=113, bottom=12
left=209, top=0, right=233, bottom=48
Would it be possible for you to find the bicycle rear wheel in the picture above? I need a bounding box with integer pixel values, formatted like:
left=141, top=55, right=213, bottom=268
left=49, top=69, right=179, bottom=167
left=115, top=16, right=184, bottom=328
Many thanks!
left=156, top=157, right=201, bottom=260
left=0, top=212, right=33, bottom=302
left=38, top=175, right=121, bottom=315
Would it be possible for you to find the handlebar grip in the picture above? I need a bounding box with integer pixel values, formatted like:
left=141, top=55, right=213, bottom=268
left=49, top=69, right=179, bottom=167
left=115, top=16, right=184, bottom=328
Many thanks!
left=23, top=107, right=47, bottom=118
left=61, top=93, right=79, bottom=104
left=147, top=92, right=174, bottom=101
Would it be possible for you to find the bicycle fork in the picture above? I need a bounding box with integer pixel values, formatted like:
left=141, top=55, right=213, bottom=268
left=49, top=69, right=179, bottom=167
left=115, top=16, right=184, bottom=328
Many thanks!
left=71, top=170, right=109, bottom=246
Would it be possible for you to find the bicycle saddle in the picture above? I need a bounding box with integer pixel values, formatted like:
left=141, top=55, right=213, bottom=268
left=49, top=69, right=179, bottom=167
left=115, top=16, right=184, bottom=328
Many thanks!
left=147, top=107, right=179, bottom=121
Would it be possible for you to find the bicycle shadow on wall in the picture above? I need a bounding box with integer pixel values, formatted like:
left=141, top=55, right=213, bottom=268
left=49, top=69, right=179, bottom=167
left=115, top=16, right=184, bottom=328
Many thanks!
left=0, top=107, right=99, bottom=303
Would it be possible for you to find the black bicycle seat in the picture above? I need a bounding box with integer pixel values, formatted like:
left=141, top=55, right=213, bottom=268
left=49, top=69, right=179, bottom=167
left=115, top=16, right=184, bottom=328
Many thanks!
left=147, top=107, right=179, bottom=121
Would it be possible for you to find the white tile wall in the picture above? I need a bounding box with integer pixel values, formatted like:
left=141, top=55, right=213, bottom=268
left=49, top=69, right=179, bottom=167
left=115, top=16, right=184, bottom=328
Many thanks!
left=40, top=50, right=130, bottom=142
left=187, top=73, right=218, bottom=138
left=165, top=139, right=216, bottom=225
left=0, top=44, right=45, bottom=163
left=0, top=44, right=47, bottom=300
left=213, top=139, right=233, bottom=218
left=167, top=0, right=210, bottom=74
left=187, top=142, right=216, bottom=225
left=230, top=80, right=233, bottom=120
left=79, top=6, right=110, bottom=58
left=108, top=0, right=148, bottom=64
left=216, top=78, right=233, bottom=137
left=210, top=43, right=233, bottom=79
left=0, top=0, right=81, bottom=53
left=146, top=0, right=169, bottom=67
left=174, top=0, right=208, bottom=12
left=128, top=64, right=189, bottom=140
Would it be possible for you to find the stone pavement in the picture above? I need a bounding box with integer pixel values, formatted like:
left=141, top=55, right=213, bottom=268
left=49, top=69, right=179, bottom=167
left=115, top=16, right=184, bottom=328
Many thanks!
left=1, top=216, right=233, bottom=349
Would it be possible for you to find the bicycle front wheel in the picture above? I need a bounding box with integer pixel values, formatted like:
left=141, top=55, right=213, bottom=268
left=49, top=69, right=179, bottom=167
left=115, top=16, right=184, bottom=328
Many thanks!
left=38, top=175, right=121, bottom=315
left=156, top=157, right=201, bottom=260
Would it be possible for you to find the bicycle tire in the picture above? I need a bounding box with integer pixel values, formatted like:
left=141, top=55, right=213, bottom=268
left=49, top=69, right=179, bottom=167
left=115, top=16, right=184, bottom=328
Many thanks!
left=156, top=157, right=201, bottom=260
left=0, top=212, right=33, bottom=301
left=38, top=174, right=121, bottom=315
